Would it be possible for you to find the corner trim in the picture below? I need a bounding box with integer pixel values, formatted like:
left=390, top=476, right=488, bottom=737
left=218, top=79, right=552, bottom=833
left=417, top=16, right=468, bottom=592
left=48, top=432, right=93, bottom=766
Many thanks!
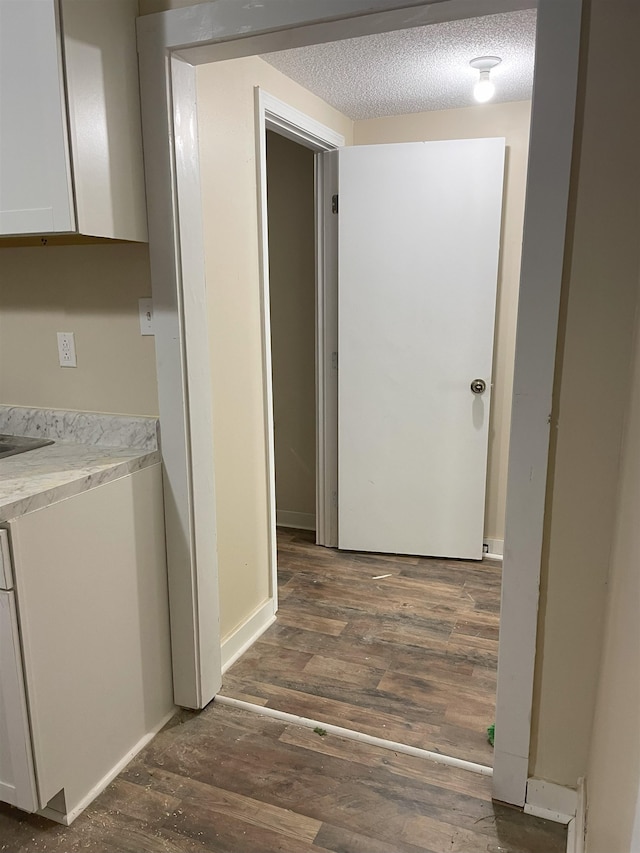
left=566, top=778, right=586, bottom=853
left=525, top=778, right=577, bottom=825
left=216, top=694, right=493, bottom=776
left=221, top=599, right=276, bottom=674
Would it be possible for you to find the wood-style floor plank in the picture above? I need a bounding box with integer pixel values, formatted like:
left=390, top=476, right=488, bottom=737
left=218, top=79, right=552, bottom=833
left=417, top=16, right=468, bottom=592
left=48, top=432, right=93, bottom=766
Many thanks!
left=0, top=529, right=566, bottom=852
left=0, top=703, right=565, bottom=852
left=222, top=528, right=502, bottom=765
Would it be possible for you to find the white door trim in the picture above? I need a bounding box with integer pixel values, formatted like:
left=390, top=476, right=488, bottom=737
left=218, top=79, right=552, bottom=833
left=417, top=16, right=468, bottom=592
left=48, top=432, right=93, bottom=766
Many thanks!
left=259, top=90, right=345, bottom=151
left=316, top=149, right=339, bottom=548
left=255, top=88, right=344, bottom=559
left=136, top=0, right=582, bottom=804
left=137, top=42, right=221, bottom=709
left=492, top=0, right=582, bottom=806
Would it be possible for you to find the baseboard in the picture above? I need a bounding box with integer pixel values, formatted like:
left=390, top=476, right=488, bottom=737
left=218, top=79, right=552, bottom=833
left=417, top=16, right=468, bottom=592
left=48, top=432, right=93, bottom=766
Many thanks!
left=276, top=510, right=316, bottom=531
left=221, top=598, right=276, bottom=674
left=483, top=538, right=504, bottom=561
left=566, top=778, right=586, bottom=853
left=38, top=707, right=177, bottom=825
left=525, top=778, right=577, bottom=825
left=0, top=781, right=17, bottom=807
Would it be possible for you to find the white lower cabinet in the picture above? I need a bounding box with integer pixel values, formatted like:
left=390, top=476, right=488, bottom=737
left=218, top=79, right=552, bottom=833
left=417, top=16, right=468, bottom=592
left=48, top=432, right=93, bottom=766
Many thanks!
left=0, top=465, right=174, bottom=823
left=0, top=590, right=38, bottom=812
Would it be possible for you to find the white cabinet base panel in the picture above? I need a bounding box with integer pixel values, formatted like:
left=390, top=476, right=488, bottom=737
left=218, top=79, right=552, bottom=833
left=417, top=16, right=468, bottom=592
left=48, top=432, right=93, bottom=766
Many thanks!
left=4, top=464, right=174, bottom=821
left=37, top=709, right=175, bottom=826
left=0, top=591, right=38, bottom=812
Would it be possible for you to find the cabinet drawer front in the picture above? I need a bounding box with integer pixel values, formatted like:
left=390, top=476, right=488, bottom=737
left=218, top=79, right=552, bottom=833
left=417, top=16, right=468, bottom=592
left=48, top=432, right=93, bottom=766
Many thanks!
left=0, top=591, right=38, bottom=812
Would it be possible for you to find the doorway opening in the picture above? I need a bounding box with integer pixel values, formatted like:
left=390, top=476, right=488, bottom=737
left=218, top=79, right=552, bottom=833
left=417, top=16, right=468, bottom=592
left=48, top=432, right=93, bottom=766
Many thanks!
left=138, top=0, right=582, bottom=805
left=267, top=130, right=317, bottom=535
left=214, top=19, right=530, bottom=767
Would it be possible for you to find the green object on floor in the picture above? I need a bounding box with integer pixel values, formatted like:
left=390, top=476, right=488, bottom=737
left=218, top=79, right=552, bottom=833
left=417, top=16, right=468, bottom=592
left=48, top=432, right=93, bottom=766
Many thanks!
left=487, top=723, right=495, bottom=747
left=313, top=727, right=328, bottom=737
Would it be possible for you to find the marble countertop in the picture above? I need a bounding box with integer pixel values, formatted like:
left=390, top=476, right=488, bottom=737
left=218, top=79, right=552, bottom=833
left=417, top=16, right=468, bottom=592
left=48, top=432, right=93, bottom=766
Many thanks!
left=0, top=407, right=160, bottom=522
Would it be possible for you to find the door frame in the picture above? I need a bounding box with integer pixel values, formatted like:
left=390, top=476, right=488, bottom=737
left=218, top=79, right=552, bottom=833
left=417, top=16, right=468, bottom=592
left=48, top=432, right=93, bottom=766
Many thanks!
left=136, top=0, right=582, bottom=807
left=254, top=91, right=344, bottom=594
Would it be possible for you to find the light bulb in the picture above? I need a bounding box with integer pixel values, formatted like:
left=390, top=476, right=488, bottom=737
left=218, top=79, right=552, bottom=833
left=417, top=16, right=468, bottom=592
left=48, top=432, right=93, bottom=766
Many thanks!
left=469, top=57, right=501, bottom=104
left=474, top=73, right=495, bottom=103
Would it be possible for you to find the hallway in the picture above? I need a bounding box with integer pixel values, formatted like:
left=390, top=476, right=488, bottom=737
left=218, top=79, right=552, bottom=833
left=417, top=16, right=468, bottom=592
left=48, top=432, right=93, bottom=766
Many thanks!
left=222, top=528, right=501, bottom=766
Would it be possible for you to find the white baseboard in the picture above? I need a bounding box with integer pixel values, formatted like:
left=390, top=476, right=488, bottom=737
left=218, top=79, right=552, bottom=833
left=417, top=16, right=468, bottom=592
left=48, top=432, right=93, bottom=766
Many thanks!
left=525, top=778, right=577, bottom=825
left=566, top=778, right=586, bottom=853
left=38, top=707, right=177, bottom=825
left=276, top=510, right=315, bottom=531
left=483, top=538, right=504, bottom=561
left=221, top=598, right=276, bottom=674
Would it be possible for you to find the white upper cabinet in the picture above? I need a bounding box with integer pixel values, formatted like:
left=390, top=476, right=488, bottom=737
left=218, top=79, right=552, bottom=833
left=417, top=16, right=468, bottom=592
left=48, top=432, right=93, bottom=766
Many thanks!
left=0, top=0, right=147, bottom=241
left=0, top=0, right=74, bottom=235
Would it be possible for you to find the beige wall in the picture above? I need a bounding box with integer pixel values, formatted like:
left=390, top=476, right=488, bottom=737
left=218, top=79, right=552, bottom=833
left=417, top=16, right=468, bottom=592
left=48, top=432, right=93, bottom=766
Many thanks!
left=585, top=278, right=640, bottom=851
left=355, top=100, right=531, bottom=543
left=196, top=56, right=352, bottom=640
left=0, top=243, right=158, bottom=415
left=267, top=132, right=316, bottom=521
left=530, top=0, right=640, bottom=788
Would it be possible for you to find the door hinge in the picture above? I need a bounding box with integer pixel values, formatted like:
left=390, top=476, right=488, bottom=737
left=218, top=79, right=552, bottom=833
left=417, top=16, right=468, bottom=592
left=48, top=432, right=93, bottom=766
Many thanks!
left=332, top=490, right=338, bottom=508
left=332, top=194, right=339, bottom=214
left=331, top=351, right=338, bottom=370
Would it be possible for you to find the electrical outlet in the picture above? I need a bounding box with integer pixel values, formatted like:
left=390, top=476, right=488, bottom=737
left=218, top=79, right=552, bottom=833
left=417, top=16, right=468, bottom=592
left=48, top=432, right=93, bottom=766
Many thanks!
left=57, top=332, right=77, bottom=367
left=138, top=298, right=154, bottom=336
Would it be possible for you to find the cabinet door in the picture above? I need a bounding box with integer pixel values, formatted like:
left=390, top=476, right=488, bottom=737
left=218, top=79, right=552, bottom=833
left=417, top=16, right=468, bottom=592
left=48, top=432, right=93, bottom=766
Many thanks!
left=0, top=591, right=38, bottom=812
left=0, top=0, right=75, bottom=235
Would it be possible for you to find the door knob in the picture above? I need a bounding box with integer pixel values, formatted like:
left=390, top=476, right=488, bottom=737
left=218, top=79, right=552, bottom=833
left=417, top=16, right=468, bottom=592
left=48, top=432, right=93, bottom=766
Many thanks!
left=470, top=379, right=486, bottom=394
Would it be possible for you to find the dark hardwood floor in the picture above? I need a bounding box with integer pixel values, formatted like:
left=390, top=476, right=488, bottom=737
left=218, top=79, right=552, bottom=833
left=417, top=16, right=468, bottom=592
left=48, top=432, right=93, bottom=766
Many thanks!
left=0, top=704, right=566, bottom=852
left=222, top=528, right=501, bottom=766
left=0, top=529, right=566, bottom=852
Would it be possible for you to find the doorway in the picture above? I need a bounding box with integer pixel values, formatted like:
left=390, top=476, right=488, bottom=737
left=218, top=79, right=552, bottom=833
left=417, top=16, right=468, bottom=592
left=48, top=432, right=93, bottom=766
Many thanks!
left=138, top=0, right=583, bottom=807
left=227, top=100, right=510, bottom=770
left=266, top=130, right=317, bottom=535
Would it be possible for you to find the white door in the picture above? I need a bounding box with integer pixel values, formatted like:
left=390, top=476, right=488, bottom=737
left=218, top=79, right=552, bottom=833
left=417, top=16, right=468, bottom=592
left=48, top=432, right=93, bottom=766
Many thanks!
left=338, top=138, right=505, bottom=559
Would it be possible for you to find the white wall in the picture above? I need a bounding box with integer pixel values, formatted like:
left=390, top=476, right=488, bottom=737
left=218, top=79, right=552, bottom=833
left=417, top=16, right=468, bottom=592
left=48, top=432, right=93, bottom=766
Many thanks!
left=196, top=55, right=353, bottom=640
left=0, top=243, right=158, bottom=415
left=267, top=131, right=316, bottom=524
left=354, top=100, right=531, bottom=543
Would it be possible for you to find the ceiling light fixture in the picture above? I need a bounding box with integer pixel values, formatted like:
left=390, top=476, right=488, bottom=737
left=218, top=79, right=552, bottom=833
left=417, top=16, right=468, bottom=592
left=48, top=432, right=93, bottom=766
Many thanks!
left=469, top=56, right=502, bottom=103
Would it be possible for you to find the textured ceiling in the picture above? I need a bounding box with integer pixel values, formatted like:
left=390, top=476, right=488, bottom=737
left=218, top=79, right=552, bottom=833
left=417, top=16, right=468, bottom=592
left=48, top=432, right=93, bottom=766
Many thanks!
left=262, top=10, right=536, bottom=120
